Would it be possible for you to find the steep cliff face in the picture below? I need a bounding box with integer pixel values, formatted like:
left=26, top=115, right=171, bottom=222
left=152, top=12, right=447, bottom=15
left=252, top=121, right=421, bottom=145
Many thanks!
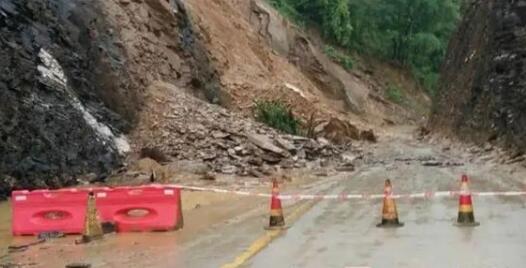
left=0, top=0, right=218, bottom=198
left=0, top=1, right=131, bottom=197
left=431, top=0, right=526, bottom=152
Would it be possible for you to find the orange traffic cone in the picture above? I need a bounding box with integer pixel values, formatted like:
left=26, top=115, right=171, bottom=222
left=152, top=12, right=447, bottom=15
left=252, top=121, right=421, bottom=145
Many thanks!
left=77, top=192, right=103, bottom=244
left=456, top=175, right=479, bottom=227
left=377, top=179, right=404, bottom=228
left=266, top=179, right=285, bottom=230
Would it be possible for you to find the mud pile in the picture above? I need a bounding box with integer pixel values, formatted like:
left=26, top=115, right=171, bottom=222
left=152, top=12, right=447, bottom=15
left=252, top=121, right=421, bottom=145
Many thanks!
left=131, top=82, right=353, bottom=178
left=431, top=0, right=526, bottom=153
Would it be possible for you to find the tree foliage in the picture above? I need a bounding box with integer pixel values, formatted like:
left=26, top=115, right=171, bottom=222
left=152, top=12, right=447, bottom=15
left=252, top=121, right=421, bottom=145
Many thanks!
left=269, top=0, right=462, bottom=94
left=270, top=0, right=353, bottom=45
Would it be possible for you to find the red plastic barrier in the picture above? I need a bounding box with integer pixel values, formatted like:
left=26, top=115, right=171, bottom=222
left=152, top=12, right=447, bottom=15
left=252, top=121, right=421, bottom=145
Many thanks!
left=11, top=185, right=183, bottom=236
left=11, top=189, right=88, bottom=235
left=95, top=186, right=183, bottom=232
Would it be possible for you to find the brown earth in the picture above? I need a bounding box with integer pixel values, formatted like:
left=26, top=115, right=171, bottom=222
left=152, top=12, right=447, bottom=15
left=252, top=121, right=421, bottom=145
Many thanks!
left=86, top=0, right=432, bottom=156
left=98, top=0, right=432, bottom=182
left=86, top=0, right=431, bottom=183
left=0, top=0, right=430, bottom=197
left=122, top=82, right=359, bottom=179
left=185, top=0, right=429, bottom=131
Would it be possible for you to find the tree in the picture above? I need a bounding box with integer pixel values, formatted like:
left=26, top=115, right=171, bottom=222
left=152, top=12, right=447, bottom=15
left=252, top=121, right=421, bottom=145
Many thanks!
left=272, top=0, right=353, bottom=45
left=269, top=0, right=462, bottom=93
left=348, top=0, right=461, bottom=92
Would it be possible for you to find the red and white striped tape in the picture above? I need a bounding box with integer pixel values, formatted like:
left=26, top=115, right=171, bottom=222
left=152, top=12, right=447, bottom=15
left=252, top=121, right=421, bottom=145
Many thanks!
left=166, top=184, right=526, bottom=200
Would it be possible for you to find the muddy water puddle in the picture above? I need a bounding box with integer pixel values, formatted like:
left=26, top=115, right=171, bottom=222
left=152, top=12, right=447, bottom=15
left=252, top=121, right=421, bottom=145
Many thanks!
left=0, top=175, right=336, bottom=267
left=0, top=191, right=268, bottom=267
left=0, top=197, right=186, bottom=267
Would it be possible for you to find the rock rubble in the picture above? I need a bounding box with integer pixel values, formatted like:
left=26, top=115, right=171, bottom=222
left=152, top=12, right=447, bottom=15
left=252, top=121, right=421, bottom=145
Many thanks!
left=132, top=82, right=353, bottom=177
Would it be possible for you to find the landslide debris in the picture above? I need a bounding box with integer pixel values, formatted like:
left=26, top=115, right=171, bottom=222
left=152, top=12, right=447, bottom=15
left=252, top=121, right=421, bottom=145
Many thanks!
left=131, top=82, right=353, bottom=178
left=185, top=0, right=378, bottom=138
left=186, top=0, right=429, bottom=135
left=0, top=0, right=425, bottom=199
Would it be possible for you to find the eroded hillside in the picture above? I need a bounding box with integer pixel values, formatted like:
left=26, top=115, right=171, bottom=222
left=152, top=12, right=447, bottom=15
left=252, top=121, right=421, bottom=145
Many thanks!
left=185, top=0, right=428, bottom=128
left=0, top=0, right=429, bottom=198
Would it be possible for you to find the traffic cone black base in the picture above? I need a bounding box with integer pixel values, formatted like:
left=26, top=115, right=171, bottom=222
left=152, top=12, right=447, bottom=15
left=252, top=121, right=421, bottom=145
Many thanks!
left=265, top=214, right=288, bottom=230
left=376, top=219, right=404, bottom=228
left=269, top=214, right=285, bottom=227
left=455, top=212, right=480, bottom=227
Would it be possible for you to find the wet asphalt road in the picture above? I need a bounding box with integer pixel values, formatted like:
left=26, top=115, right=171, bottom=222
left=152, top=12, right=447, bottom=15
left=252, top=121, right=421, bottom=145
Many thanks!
left=249, top=167, right=526, bottom=268
left=2, top=131, right=526, bottom=267
left=183, top=133, right=526, bottom=268
left=230, top=134, right=526, bottom=268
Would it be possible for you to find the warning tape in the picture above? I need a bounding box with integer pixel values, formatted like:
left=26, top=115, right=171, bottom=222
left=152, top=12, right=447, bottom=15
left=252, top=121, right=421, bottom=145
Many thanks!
left=166, top=184, right=526, bottom=200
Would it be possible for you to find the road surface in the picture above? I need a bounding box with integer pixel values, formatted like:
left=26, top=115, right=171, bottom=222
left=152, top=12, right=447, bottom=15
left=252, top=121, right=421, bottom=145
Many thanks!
left=2, top=128, right=526, bottom=267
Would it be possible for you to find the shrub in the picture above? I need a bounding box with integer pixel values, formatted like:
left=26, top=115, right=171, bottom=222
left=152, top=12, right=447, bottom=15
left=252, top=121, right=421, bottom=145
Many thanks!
left=324, top=45, right=354, bottom=70
left=386, top=85, right=404, bottom=104
left=254, top=100, right=300, bottom=135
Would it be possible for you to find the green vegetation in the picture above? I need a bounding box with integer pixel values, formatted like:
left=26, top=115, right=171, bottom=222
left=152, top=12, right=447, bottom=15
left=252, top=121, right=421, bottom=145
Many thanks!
left=386, top=85, right=404, bottom=104
left=324, top=45, right=353, bottom=70
left=254, top=100, right=300, bottom=135
left=267, top=0, right=305, bottom=27
left=268, top=0, right=462, bottom=94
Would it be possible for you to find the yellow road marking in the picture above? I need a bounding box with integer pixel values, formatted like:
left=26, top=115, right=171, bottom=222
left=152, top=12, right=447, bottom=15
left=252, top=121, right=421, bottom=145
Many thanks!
left=221, top=200, right=317, bottom=268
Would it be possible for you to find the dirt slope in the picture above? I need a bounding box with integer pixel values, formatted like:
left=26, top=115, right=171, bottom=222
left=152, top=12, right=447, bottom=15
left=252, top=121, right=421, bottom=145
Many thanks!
left=0, top=0, right=428, bottom=197
left=185, top=0, right=427, bottom=130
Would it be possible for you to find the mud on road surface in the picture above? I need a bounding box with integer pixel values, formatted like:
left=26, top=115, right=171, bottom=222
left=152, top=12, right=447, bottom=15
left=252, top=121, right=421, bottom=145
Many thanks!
left=2, top=127, right=526, bottom=267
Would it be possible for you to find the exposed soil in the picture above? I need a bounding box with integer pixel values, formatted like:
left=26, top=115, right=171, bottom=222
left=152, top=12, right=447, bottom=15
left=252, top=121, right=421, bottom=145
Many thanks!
left=0, top=0, right=430, bottom=199
left=185, top=0, right=428, bottom=128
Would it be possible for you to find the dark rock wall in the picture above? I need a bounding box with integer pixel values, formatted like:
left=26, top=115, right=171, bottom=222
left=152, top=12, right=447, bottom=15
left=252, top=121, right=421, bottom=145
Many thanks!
left=0, top=0, right=223, bottom=199
left=431, top=0, right=526, bottom=153
left=0, top=0, right=131, bottom=198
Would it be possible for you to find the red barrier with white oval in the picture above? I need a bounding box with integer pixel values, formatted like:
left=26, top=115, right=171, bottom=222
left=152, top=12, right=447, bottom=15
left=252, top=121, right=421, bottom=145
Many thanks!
left=94, top=186, right=183, bottom=232
left=11, top=189, right=88, bottom=235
